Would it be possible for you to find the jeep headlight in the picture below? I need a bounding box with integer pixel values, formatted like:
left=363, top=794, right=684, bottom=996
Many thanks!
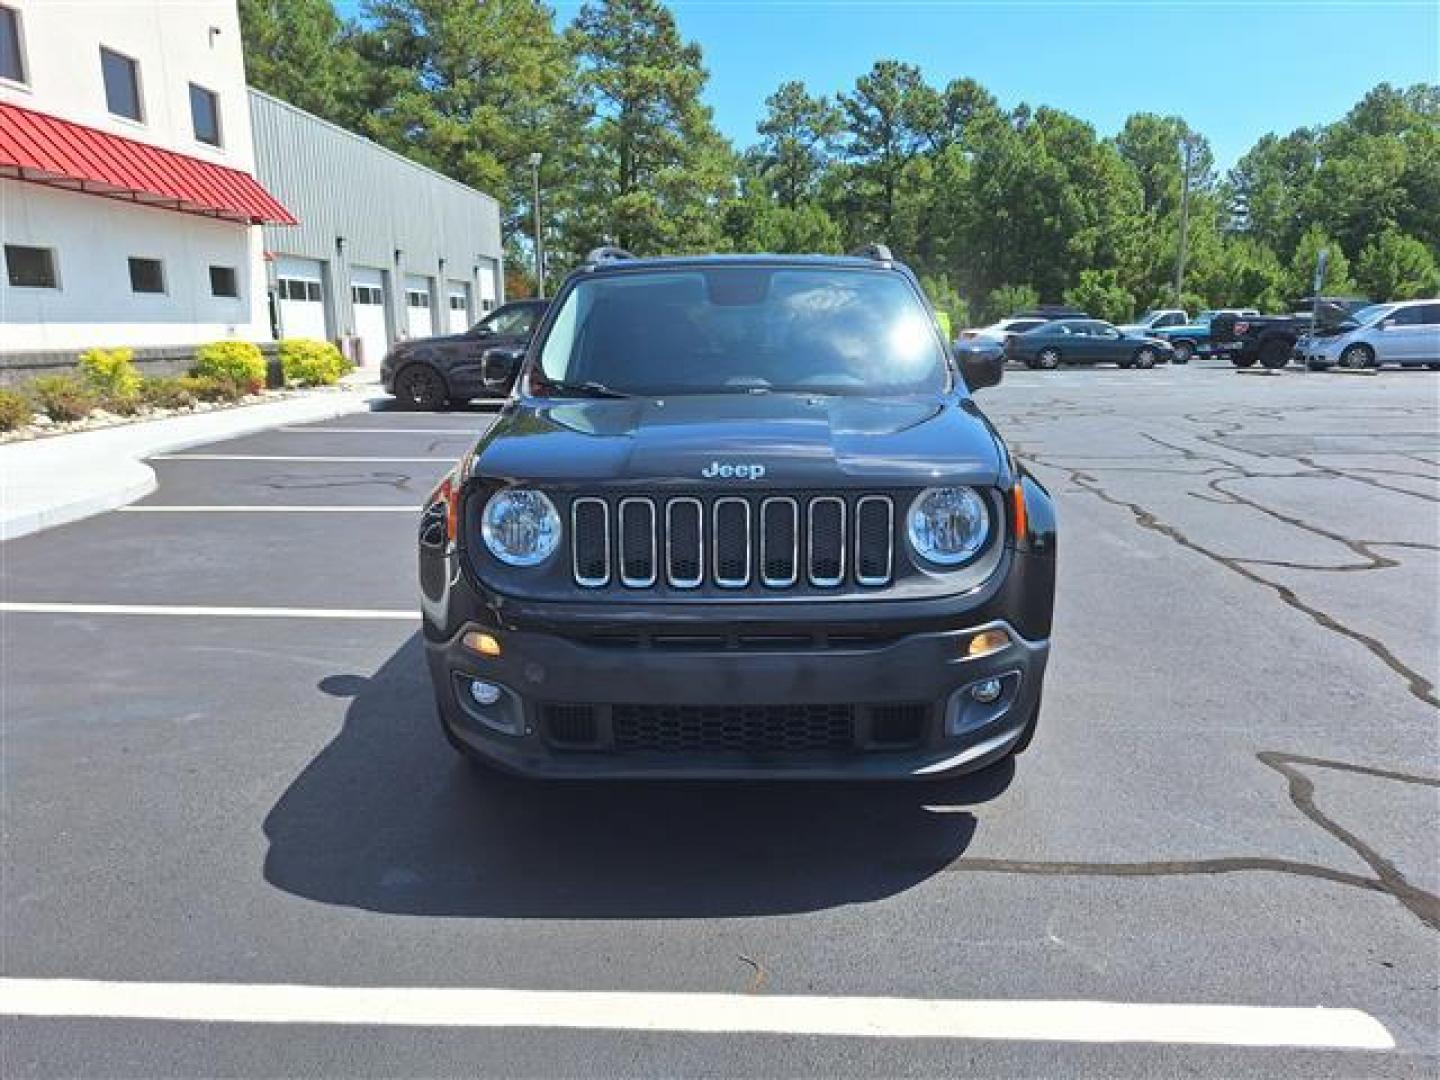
left=481, top=489, right=561, bottom=566
left=907, top=486, right=990, bottom=566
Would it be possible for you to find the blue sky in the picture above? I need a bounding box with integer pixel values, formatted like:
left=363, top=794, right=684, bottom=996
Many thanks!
left=339, top=1, right=1440, bottom=170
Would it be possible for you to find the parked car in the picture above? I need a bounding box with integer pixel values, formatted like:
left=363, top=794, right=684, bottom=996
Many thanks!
left=1118, top=308, right=1188, bottom=335
left=956, top=317, right=1050, bottom=343
left=1149, top=309, right=1260, bottom=363
left=418, top=245, right=1056, bottom=780
left=1004, top=319, right=1176, bottom=369
left=382, top=298, right=549, bottom=409
left=954, top=316, right=1051, bottom=365
left=1210, top=298, right=1369, bottom=369
left=1295, top=299, right=1440, bottom=370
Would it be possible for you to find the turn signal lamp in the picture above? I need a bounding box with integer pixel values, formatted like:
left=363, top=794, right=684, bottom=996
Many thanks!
left=462, top=631, right=503, bottom=658
left=966, top=628, right=1011, bottom=659
left=1011, top=481, right=1028, bottom=542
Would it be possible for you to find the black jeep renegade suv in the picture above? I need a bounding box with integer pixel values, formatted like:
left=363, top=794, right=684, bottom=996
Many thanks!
left=419, top=247, right=1056, bottom=779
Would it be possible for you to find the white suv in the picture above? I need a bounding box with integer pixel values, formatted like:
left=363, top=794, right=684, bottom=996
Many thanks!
left=1298, top=299, right=1440, bottom=370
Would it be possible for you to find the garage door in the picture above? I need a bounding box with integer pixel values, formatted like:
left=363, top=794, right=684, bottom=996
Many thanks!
left=276, top=256, right=327, bottom=341
left=446, top=282, right=472, bottom=333
left=405, top=275, right=434, bottom=340
left=350, top=267, right=388, bottom=367
left=478, top=258, right=499, bottom=315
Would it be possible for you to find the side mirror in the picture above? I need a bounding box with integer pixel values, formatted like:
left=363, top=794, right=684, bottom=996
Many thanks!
left=959, top=350, right=1003, bottom=392
left=1379, top=319, right=1395, bottom=330
left=474, top=324, right=496, bottom=338
left=481, top=347, right=521, bottom=391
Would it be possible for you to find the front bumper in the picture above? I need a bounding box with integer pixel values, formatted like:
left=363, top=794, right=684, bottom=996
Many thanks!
left=427, top=619, right=1049, bottom=780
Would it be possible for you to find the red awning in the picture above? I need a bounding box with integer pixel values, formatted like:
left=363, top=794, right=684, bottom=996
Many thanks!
left=0, top=101, right=297, bottom=226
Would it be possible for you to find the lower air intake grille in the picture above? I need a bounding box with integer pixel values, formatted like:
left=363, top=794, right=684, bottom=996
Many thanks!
left=612, top=703, right=854, bottom=753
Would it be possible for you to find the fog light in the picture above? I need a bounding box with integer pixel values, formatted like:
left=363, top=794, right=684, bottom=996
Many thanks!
left=966, top=628, right=1011, bottom=658
left=468, top=679, right=503, bottom=706
left=462, top=631, right=502, bottom=657
left=970, top=677, right=1003, bottom=704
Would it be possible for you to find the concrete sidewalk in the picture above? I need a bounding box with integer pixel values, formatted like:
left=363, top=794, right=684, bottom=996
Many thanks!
left=0, top=389, right=384, bottom=541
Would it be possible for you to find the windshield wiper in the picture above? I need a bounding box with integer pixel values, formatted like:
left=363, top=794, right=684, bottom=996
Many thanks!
left=545, top=380, right=634, bottom=399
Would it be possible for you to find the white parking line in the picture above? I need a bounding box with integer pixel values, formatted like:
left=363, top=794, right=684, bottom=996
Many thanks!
left=152, top=454, right=450, bottom=463
left=118, top=506, right=419, bottom=513
left=0, top=603, right=417, bottom=620
left=0, top=979, right=1394, bottom=1049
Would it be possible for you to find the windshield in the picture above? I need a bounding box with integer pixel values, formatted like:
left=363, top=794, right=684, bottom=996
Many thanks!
left=1349, top=303, right=1396, bottom=326
left=535, top=267, right=950, bottom=396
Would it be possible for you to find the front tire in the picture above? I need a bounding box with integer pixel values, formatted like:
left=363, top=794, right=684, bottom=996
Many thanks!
left=1172, top=340, right=1195, bottom=364
left=1133, top=347, right=1158, bottom=369
left=1339, top=343, right=1375, bottom=370
left=1036, top=347, right=1061, bottom=370
left=1231, top=353, right=1256, bottom=368
left=394, top=364, right=449, bottom=410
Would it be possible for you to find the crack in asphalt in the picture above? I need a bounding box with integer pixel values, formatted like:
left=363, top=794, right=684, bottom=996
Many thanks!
left=261, top=471, right=417, bottom=492
left=1057, top=460, right=1438, bottom=708
left=946, top=752, right=1440, bottom=932
left=1012, top=425, right=1437, bottom=708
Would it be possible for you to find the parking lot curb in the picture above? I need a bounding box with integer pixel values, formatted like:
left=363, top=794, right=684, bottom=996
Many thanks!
left=0, top=390, right=387, bottom=542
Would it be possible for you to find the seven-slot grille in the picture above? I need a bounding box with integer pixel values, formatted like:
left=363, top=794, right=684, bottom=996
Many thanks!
left=569, top=493, right=896, bottom=590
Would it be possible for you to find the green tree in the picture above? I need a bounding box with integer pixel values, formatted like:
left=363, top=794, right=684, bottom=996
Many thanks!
left=569, top=0, right=735, bottom=255
left=985, top=284, right=1039, bottom=323
left=723, top=175, right=841, bottom=253
left=353, top=0, right=587, bottom=260
left=838, top=61, right=943, bottom=242
left=754, top=81, right=842, bottom=209
left=1064, top=269, right=1134, bottom=323
left=238, top=0, right=367, bottom=128
left=919, top=273, right=969, bottom=332
left=1286, top=225, right=1356, bottom=300
left=1356, top=229, right=1440, bottom=300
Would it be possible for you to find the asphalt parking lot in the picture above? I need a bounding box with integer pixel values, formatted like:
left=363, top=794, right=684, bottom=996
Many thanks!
left=2, top=359, right=1437, bottom=1078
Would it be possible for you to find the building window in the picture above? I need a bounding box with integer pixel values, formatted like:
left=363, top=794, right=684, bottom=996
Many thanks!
left=449, top=294, right=467, bottom=311
left=190, top=83, right=221, bottom=146
left=101, top=47, right=143, bottom=121
left=4, top=245, right=58, bottom=288
left=128, top=257, right=165, bottom=294
left=1, top=5, right=26, bottom=84
left=407, top=290, right=430, bottom=309
left=209, top=266, right=238, bottom=298
left=279, top=278, right=321, bottom=301
left=352, top=284, right=382, bottom=305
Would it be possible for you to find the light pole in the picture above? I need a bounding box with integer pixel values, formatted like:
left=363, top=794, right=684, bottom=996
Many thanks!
left=527, top=152, right=545, bottom=299
left=1173, top=134, right=1197, bottom=306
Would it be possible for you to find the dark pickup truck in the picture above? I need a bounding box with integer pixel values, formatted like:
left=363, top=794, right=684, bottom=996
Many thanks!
left=1210, top=299, right=1369, bottom=369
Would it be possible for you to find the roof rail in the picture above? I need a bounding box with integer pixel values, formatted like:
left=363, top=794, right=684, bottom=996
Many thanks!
left=848, top=243, right=894, bottom=262
left=585, top=246, right=637, bottom=265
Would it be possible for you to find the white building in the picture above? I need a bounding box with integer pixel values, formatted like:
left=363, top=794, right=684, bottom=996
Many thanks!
left=0, top=0, right=504, bottom=375
left=0, top=0, right=286, bottom=353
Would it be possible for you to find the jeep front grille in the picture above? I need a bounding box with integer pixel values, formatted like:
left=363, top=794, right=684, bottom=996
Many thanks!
left=569, top=493, right=896, bottom=591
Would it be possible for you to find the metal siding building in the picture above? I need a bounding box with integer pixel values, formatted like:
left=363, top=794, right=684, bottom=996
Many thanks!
left=248, top=89, right=504, bottom=368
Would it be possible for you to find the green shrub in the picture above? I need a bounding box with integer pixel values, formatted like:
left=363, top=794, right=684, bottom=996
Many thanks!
left=192, top=341, right=265, bottom=394
left=278, top=338, right=351, bottom=387
left=178, top=374, right=243, bottom=403
left=0, top=388, right=31, bottom=431
left=28, top=375, right=98, bottom=422
left=139, top=376, right=198, bottom=410
left=78, top=347, right=142, bottom=398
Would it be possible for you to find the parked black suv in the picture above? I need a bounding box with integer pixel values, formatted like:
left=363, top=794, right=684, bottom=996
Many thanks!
left=382, top=298, right=549, bottom=408
left=419, top=247, right=1056, bottom=779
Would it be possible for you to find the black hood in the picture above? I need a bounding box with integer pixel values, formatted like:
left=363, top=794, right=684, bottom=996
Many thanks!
left=471, top=393, right=1005, bottom=490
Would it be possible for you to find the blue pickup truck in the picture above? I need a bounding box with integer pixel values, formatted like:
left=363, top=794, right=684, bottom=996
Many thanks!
left=1148, top=309, right=1259, bottom=363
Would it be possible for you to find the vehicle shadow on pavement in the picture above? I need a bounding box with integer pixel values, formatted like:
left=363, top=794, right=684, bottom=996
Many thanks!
left=261, top=633, right=1008, bottom=918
